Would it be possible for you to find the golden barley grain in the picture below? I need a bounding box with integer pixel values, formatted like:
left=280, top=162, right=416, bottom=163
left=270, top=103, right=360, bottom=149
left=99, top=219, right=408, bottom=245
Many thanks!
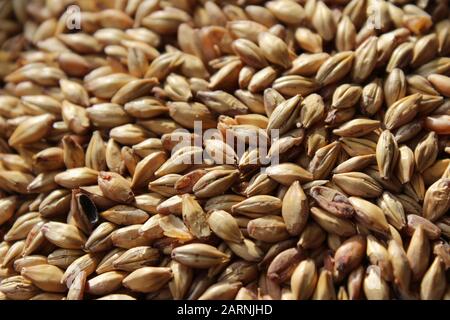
left=0, top=0, right=448, bottom=302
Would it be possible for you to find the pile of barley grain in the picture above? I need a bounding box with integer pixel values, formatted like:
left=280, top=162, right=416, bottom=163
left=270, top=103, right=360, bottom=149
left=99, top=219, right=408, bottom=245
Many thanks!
left=0, top=0, right=449, bottom=300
